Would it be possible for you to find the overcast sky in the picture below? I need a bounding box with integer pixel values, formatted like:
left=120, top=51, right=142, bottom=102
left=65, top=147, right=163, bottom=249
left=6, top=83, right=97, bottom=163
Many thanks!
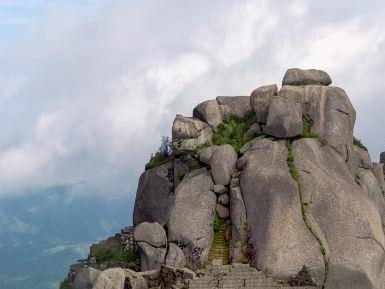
left=0, top=0, right=385, bottom=198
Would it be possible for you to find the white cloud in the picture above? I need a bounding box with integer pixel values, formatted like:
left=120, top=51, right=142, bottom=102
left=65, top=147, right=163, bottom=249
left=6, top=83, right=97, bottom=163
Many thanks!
left=0, top=0, right=385, bottom=196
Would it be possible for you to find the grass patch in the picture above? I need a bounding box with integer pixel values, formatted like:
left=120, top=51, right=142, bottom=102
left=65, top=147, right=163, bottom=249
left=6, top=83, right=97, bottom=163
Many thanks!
left=145, top=153, right=172, bottom=170
left=92, top=248, right=140, bottom=269
left=212, top=115, right=257, bottom=152
left=195, top=141, right=213, bottom=153
left=177, top=170, right=186, bottom=181
left=59, top=282, right=72, bottom=289
left=213, top=213, right=222, bottom=233
left=353, top=137, right=368, bottom=151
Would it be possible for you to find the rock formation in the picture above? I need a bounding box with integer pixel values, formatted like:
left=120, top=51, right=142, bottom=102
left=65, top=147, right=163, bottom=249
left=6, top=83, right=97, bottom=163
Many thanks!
left=62, top=68, right=385, bottom=289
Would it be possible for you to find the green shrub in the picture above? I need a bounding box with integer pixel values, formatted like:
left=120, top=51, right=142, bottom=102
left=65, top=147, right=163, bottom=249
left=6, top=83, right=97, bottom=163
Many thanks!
left=213, top=213, right=222, bottom=233
left=93, top=248, right=139, bottom=265
left=195, top=141, right=213, bottom=153
left=145, top=136, right=173, bottom=170
left=177, top=170, right=186, bottom=181
left=353, top=137, right=368, bottom=151
left=59, top=281, right=72, bottom=289
left=213, top=115, right=257, bottom=152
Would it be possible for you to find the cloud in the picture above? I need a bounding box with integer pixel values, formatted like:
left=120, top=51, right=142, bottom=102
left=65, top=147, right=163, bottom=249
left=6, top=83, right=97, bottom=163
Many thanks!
left=0, top=0, right=385, bottom=197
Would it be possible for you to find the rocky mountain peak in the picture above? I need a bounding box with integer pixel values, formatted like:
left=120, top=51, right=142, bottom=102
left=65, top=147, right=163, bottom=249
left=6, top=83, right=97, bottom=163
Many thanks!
left=63, top=68, right=385, bottom=289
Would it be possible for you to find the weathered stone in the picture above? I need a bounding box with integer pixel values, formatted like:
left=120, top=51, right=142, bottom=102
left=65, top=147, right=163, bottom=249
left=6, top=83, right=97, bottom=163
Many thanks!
left=133, top=161, right=173, bottom=226
left=239, top=138, right=324, bottom=283
left=230, top=186, right=247, bottom=263
left=250, top=84, right=278, bottom=123
left=165, top=243, right=186, bottom=268
left=293, top=138, right=385, bottom=289
left=172, top=115, right=213, bottom=155
left=216, top=204, right=229, bottom=219
left=381, top=152, right=385, bottom=164
left=213, top=184, right=228, bottom=195
left=216, top=96, right=253, bottom=121
left=217, top=193, right=229, bottom=206
left=193, top=100, right=223, bottom=132
left=167, top=168, right=216, bottom=269
left=173, top=159, right=189, bottom=189
left=243, top=122, right=261, bottom=142
left=353, top=145, right=373, bottom=170
left=73, top=267, right=101, bottom=289
left=282, top=68, right=332, bottom=86
left=263, top=97, right=303, bottom=138
left=357, top=168, right=385, bottom=225
left=211, top=144, right=237, bottom=185
left=92, top=268, right=127, bottom=289
left=230, top=178, right=239, bottom=188
left=306, top=85, right=356, bottom=162
left=199, top=146, right=213, bottom=166
left=133, top=222, right=167, bottom=248
left=137, top=241, right=167, bottom=271
left=126, top=270, right=149, bottom=289
left=373, top=163, right=385, bottom=192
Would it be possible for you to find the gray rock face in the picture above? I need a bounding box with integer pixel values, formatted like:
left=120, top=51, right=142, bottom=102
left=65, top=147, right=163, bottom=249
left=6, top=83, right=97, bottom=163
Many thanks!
left=217, top=193, right=229, bottom=206
left=213, top=184, right=228, bottom=195
left=293, top=138, right=385, bottom=289
left=167, top=168, right=216, bottom=269
left=173, top=159, right=189, bottom=188
left=373, top=163, right=385, bottom=192
left=381, top=152, right=385, bottom=164
left=250, top=84, right=278, bottom=123
left=238, top=138, right=324, bottom=283
left=216, top=96, right=253, bottom=121
left=216, top=204, right=230, bottom=219
left=263, top=97, right=303, bottom=138
left=165, top=243, right=186, bottom=268
left=243, top=122, right=261, bottom=142
left=353, top=145, right=373, bottom=170
left=73, top=267, right=101, bottom=289
left=193, top=100, right=223, bottom=132
left=230, top=186, right=247, bottom=263
left=211, top=144, right=237, bottom=185
left=199, top=146, right=213, bottom=166
left=133, top=222, right=167, bottom=248
left=133, top=161, right=173, bottom=226
left=306, top=85, right=356, bottom=162
left=137, top=241, right=167, bottom=271
left=172, top=115, right=213, bottom=155
left=92, top=268, right=127, bottom=289
left=282, top=68, right=332, bottom=86
left=356, top=168, right=385, bottom=224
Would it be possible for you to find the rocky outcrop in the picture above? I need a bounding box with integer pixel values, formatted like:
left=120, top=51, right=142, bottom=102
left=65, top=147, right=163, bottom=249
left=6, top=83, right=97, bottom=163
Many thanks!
left=164, top=243, right=186, bottom=268
left=193, top=100, right=223, bottom=132
left=63, top=68, right=385, bottom=289
left=263, top=96, right=303, bottom=138
left=293, top=139, right=385, bottom=289
left=92, top=268, right=127, bottom=289
left=238, top=138, right=324, bottom=284
left=211, top=144, right=237, bottom=186
left=282, top=68, right=332, bottom=86
left=133, top=161, right=173, bottom=226
left=72, top=267, right=101, bottom=289
left=250, top=84, right=278, bottom=123
left=167, top=168, right=216, bottom=269
left=172, top=115, right=213, bottom=155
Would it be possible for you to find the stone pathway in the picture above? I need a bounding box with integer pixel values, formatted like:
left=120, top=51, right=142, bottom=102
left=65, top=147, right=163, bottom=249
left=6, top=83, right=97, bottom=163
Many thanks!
left=172, top=263, right=319, bottom=289
left=207, top=223, right=229, bottom=265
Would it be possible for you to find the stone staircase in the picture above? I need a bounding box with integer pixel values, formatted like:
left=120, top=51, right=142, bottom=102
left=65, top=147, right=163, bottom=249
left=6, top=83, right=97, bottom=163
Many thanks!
left=171, top=263, right=319, bottom=289
left=207, top=223, right=230, bottom=265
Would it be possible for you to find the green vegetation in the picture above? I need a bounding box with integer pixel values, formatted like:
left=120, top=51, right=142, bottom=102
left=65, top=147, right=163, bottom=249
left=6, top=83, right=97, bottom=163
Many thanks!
left=208, top=217, right=231, bottom=265
left=59, top=281, right=72, bottom=289
left=177, top=170, right=186, bottom=181
left=213, top=213, right=222, bottom=233
left=195, top=141, right=213, bottom=153
left=93, top=248, right=140, bottom=269
left=353, top=137, right=368, bottom=151
left=145, top=136, right=173, bottom=170
left=302, top=115, right=321, bottom=139
left=286, top=140, right=329, bottom=289
left=213, top=115, right=258, bottom=152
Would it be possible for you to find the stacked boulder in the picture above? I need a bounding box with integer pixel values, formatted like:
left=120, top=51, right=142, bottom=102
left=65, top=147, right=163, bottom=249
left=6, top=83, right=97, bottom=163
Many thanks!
left=132, top=68, right=385, bottom=289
